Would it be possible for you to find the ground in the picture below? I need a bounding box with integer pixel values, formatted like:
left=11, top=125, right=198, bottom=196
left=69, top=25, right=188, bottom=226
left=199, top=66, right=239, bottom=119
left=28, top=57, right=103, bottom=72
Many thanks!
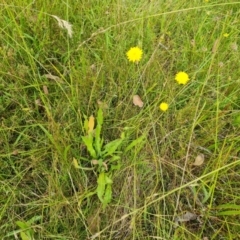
left=1, top=1, right=240, bottom=239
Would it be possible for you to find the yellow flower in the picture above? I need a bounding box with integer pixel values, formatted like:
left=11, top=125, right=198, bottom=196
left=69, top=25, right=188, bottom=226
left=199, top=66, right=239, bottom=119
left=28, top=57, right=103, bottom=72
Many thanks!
left=223, top=33, right=229, bottom=38
left=175, top=71, right=190, bottom=85
left=159, top=102, right=169, bottom=112
left=126, top=47, right=143, bottom=63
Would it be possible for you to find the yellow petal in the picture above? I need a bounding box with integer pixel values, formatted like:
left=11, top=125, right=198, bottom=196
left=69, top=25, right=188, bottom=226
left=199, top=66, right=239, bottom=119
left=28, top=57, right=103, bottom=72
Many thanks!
left=159, top=102, right=169, bottom=111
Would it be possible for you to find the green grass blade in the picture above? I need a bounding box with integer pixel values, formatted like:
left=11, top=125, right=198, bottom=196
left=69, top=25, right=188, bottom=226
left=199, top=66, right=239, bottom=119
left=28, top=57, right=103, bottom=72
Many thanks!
left=124, top=134, right=146, bottom=153
left=216, top=204, right=240, bottom=210
left=216, top=210, right=240, bottom=216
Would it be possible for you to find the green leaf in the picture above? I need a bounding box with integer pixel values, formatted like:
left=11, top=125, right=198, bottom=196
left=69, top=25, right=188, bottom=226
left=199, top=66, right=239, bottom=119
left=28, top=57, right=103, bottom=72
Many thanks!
left=95, top=108, right=104, bottom=156
left=82, top=135, right=97, bottom=158
left=105, top=175, right=113, bottom=184
left=97, top=108, right=103, bottom=126
left=107, top=156, right=121, bottom=170
left=20, top=231, right=32, bottom=240
left=83, top=114, right=89, bottom=133
left=16, top=221, right=30, bottom=230
left=103, top=183, right=112, bottom=209
left=202, top=185, right=212, bottom=203
left=97, top=172, right=106, bottom=203
left=96, top=172, right=113, bottom=208
left=216, top=210, right=240, bottom=216
left=124, top=135, right=145, bottom=153
left=16, top=221, right=33, bottom=240
left=102, top=138, right=124, bottom=157
left=20, top=232, right=33, bottom=240
left=216, top=204, right=240, bottom=210
left=109, top=155, right=121, bottom=162
left=110, top=163, right=121, bottom=171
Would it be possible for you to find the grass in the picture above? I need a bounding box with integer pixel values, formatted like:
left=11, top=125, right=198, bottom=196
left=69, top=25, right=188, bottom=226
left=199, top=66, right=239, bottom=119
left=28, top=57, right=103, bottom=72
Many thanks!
left=1, top=0, right=240, bottom=239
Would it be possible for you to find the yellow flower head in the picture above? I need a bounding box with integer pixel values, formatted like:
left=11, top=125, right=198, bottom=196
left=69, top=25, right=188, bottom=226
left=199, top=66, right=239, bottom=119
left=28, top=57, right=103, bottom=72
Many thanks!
left=223, top=33, right=229, bottom=38
left=126, top=47, right=143, bottom=63
left=175, top=71, right=189, bottom=85
left=159, top=102, right=169, bottom=112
